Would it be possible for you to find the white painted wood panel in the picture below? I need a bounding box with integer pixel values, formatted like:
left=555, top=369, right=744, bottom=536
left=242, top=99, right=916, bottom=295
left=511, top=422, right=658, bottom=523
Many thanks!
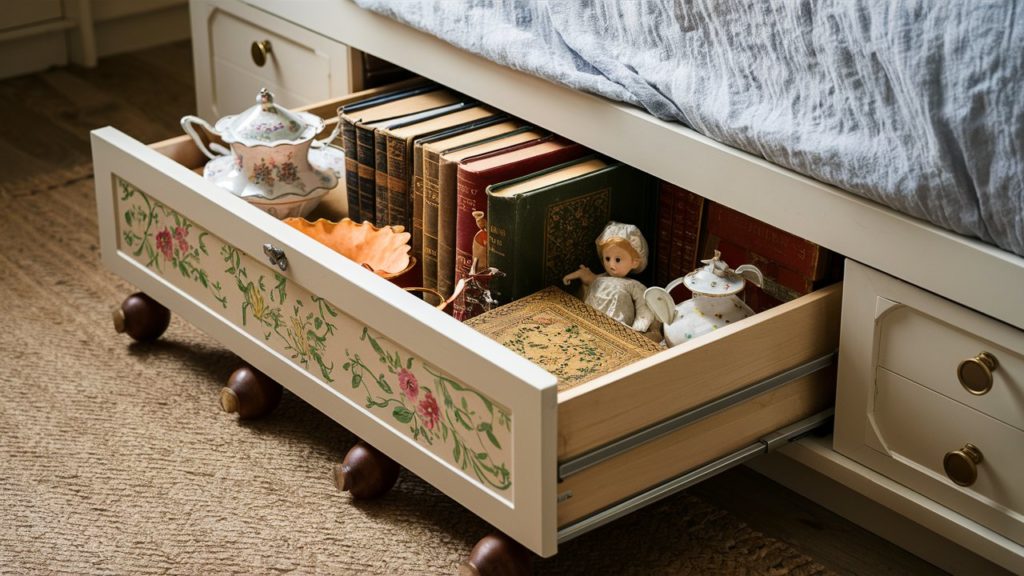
left=242, top=0, right=1024, bottom=330
left=192, top=0, right=354, bottom=121
left=873, top=368, right=1024, bottom=544
left=878, top=306, right=1024, bottom=432
left=210, top=9, right=330, bottom=100
left=836, top=260, right=1024, bottom=551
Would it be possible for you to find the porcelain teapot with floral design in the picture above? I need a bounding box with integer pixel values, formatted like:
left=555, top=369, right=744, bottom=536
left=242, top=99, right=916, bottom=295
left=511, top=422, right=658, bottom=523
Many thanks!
left=181, top=88, right=338, bottom=205
left=643, top=250, right=764, bottom=347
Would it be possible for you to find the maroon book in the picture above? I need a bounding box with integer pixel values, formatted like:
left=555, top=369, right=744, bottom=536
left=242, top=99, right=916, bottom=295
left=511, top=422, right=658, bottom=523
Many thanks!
left=660, top=182, right=706, bottom=303
left=654, top=184, right=675, bottom=288
left=705, top=203, right=830, bottom=281
left=452, top=137, right=587, bottom=319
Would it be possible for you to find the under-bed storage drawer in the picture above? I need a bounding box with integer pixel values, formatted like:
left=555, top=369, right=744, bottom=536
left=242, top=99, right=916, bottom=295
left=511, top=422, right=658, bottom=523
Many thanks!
left=91, top=89, right=841, bottom=557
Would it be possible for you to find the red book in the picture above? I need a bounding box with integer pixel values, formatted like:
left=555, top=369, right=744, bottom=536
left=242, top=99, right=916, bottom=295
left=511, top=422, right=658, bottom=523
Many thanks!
left=660, top=182, right=706, bottom=303
left=452, top=137, right=587, bottom=319
left=705, top=203, right=830, bottom=281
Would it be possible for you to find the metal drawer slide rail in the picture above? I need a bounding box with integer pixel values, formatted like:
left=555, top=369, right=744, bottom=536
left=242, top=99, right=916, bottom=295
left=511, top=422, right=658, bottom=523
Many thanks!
left=557, top=408, right=834, bottom=544
left=558, top=351, right=836, bottom=479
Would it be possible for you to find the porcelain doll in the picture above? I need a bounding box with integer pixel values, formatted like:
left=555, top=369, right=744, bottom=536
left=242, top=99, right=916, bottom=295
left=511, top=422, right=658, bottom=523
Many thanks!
left=562, top=221, right=657, bottom=334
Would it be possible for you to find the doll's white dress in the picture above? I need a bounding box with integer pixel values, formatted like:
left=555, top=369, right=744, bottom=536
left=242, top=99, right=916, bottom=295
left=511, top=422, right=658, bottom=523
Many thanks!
left=584, top=275, right=655, bottom=332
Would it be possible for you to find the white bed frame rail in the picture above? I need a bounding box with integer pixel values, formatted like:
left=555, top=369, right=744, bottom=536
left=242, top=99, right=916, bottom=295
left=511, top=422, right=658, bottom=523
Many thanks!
left=244, top=0, right=1024, bottom=330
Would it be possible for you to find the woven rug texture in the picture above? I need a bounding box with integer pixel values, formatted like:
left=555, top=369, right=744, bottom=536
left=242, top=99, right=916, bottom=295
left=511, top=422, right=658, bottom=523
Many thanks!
left=0, top=166, right=835, bottom=575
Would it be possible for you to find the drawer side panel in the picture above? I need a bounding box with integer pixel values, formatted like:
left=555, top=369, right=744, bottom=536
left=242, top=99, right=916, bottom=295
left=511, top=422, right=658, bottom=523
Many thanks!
left=558, top=283, right=842, bottom=459
left=557, top=369, right=834, bottom=526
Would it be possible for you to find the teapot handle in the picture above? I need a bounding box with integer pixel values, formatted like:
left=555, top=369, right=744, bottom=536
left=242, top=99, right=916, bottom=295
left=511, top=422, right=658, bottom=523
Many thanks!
left=180, top=115, right=225, bottom=161
left=664, top=277, right=687, bottom=294
left=312, top=124, right=342, bottom=150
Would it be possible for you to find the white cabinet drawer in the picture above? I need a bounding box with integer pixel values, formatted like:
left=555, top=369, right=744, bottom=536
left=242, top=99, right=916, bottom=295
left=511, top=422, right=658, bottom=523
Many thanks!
left=92, top=88, right=841, bottom=557
left=878, top=305, right=1024, bottom=431
left=836, top=260, right=1024, bottom=546
left=874, top=368, right=1024, bottom=537
left=191, top=0, right=357, bottom=121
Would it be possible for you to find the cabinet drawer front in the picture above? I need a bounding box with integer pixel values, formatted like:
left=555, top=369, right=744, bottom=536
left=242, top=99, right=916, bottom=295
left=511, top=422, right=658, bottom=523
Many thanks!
left=210, top=10, right=330, bottom=103
left=878, top=306, right=1024, bottom=431
left=873, top=368, right=1024, bottom=543
left=91, top=126, right=559, bottom=556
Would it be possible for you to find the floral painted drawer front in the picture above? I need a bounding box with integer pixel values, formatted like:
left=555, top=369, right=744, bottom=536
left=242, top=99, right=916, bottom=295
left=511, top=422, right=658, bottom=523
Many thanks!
left=114, top=176, right=512, bottom=494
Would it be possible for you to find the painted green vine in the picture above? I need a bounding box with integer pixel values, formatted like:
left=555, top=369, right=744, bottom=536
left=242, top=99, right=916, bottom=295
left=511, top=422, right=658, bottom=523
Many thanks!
left=343, top=328, right=512, bottom=491
left=222, top=245, right=337, bottom=382
left=118, top=178, right=227, bottom=308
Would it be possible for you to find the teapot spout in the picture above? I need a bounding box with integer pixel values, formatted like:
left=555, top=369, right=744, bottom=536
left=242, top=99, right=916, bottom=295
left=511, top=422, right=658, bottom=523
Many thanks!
left=643, top=286, right=677, bottom=326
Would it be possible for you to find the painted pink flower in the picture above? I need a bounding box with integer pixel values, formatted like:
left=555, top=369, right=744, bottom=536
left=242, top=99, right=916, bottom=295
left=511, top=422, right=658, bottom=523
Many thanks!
left=397, top=368, right=419, bottom=401
left=155, top=228, right=173, bottom=260
left=417, top=391, right=439, bottom=430
left=173, top=226, right=189, bottom=252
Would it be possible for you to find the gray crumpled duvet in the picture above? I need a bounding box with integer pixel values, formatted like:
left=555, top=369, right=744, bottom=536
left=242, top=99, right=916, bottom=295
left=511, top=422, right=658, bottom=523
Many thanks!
left=355, top=0, right=1024, bottom=257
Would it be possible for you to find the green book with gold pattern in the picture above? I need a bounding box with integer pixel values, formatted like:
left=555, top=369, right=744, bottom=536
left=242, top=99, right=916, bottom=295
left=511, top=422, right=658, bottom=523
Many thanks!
left=466, top=287, right=662, bottom=391
left=485, top=155, right=657, bottom=305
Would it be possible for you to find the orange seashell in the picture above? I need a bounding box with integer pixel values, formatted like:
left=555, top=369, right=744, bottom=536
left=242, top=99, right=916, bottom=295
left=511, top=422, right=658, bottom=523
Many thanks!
left=284, top=217, right=414, bottom=280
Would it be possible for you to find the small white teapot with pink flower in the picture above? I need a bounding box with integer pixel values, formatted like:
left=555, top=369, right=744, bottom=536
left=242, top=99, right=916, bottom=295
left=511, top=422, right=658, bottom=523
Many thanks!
left=182, top=88, right=338, bottom=216
left=643, top=250, right=764, bottom=347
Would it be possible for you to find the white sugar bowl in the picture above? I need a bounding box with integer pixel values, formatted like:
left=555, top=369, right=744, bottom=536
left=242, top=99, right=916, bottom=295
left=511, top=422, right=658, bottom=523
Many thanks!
left=182, top=88, right=338, bottom=216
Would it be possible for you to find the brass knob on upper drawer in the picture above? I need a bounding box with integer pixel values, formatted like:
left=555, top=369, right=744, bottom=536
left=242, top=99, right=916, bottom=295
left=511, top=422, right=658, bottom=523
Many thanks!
left=943, top=443, right=983, bottom=487
left=251, top=40, right=272, bottom=67
left=957, top=352, right=998, bottom=395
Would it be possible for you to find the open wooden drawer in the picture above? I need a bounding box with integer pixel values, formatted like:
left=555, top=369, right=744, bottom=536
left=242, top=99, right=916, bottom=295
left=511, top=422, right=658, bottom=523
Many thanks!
left=91, top=88, right=841, bottom=558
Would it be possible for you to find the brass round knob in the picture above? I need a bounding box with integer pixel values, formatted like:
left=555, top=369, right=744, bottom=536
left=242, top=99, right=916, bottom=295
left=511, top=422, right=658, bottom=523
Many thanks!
left=943, top=443, right=983, bottom=487
left=251, top=40, right=272, bottom=67
left=957, top=352, right=998, bottom=395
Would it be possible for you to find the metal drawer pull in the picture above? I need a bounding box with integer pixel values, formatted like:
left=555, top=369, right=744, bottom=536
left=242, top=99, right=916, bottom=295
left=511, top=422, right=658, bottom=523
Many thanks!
left=943, top=443, right=983, bottom=487
left=957, top=351, right=998, bottom=395
left=263, top=243, right=288, bottom=271
left=251, top=40, right=272, bottom=67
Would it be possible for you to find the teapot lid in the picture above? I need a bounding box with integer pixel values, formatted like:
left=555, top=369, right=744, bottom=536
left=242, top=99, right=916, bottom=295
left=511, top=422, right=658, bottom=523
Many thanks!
left=214, top=88, right=324, bottom=146
left=682, top=250, right=746, bottom=297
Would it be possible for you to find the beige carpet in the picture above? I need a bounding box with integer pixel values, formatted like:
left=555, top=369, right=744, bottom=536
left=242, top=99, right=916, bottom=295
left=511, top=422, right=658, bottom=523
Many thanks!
left=0, top=166, right=834, bottom=575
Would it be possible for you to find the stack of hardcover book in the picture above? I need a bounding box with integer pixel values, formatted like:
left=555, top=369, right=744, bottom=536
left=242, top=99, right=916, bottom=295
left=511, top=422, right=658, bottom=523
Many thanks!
left=338, top=79, right=836, bottom=324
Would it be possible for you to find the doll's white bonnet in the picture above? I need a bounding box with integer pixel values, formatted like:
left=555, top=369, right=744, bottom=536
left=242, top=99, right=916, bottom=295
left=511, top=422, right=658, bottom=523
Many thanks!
left=596, top=221, right=648, bottom=273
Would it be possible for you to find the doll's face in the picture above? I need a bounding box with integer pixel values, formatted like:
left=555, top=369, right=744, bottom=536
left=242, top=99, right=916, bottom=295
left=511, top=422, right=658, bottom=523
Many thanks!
left=602, top=244, right=637, bottom=278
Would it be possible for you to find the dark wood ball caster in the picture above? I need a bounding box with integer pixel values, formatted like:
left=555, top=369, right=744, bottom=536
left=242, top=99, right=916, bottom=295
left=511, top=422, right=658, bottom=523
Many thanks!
left=219, top=365, right=283, bottom=419
left=458, top=532, right=533, bottom=576
left=332, top=440, right=400, bottom=499
left=112, top=292, right=170, bottom=342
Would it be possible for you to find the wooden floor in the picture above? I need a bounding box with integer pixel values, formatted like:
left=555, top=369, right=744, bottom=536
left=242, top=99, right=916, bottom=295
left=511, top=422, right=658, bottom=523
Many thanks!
left=0, top=41, right=949, bottom=576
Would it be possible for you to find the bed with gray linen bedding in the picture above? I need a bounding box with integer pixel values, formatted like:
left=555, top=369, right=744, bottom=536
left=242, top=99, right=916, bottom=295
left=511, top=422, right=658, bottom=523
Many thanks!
left=354, top=0, right=1023, bottom=257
